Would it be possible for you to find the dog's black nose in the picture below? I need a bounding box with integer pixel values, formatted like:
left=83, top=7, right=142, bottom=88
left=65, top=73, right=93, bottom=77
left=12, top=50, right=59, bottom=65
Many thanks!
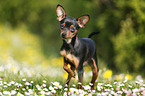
left=62, top=32, right=66, bottom=38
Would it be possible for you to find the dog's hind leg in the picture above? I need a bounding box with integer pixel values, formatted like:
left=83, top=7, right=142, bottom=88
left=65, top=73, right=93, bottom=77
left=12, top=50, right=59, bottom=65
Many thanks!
left=89, top=54, right=98, bottom=89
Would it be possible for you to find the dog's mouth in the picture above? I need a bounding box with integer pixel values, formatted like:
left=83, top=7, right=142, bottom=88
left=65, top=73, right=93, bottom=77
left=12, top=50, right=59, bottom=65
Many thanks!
left=62, top=38, right=72, bottom=43
left=61, top=33, right=77, bottom=43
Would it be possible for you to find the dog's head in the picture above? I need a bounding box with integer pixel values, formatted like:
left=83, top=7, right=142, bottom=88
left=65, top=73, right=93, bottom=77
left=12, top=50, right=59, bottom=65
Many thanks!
left=56, top=4, right=90, bottom=43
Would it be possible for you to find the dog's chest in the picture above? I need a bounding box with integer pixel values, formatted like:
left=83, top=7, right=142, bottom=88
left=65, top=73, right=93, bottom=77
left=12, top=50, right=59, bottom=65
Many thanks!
left=60, top=50, right=79, bottom=67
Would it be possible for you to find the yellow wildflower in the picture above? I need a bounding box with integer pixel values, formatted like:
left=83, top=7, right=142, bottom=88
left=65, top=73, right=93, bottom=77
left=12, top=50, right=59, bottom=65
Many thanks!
left=63, top=72, right=68, bottom=79
left=68, top=64, right=71, bottom=68
left=125, top=74, right=132, bottom=80
left=103, top=70, right=112, bottom=79
left=63, top=64, right=71, bottom=79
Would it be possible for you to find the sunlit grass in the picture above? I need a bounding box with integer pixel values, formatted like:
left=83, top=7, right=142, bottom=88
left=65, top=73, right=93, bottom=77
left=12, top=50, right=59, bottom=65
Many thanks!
left=0, top=56, right=145, bottom=96
left=0, top=24, right=64, bottom=67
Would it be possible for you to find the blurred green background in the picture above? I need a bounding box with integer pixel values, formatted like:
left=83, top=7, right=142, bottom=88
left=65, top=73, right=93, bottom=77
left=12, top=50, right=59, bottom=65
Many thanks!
left=0, top=0, right=145, bottom=76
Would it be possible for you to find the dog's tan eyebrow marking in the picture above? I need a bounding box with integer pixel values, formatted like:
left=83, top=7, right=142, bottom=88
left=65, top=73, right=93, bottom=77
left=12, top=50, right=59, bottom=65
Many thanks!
left=63, top=23, right=65, bottom=26
left=70, top=25, right=74, bottom=28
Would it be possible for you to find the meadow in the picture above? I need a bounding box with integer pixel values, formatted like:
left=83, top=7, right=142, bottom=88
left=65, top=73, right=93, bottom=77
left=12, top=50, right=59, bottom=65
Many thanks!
left=0, top=56, right=145, bottom=96
left=0, top=24, right=145, bottom=96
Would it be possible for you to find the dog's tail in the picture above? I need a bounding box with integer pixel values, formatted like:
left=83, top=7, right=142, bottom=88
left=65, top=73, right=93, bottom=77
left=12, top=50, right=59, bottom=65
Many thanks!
left=88, top=31, right=100, bottom=38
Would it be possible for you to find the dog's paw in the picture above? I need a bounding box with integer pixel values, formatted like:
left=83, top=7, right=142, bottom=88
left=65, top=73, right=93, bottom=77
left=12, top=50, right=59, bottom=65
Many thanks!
left=70, top=72, right=75, bottom=78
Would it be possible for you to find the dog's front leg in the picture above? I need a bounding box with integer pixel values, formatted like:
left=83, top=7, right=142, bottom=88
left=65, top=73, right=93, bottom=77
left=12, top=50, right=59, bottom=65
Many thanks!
left=66, top=63, right=76, bottom=85
left=77, top=61, right=84, bottom=89
left=63, top=58, right=75, bottom=85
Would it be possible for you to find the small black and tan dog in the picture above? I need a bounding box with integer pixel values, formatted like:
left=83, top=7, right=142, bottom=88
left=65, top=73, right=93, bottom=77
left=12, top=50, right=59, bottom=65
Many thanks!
left=56, top=4, right=99, bottom=89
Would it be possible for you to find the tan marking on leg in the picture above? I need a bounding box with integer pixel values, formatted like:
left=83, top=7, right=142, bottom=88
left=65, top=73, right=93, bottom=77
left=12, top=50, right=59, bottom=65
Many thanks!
left=66, top=65, right=76, bottom=85
left=63, top=60, right=75, bottom=77
left=90, top=58, right=98, bottom=89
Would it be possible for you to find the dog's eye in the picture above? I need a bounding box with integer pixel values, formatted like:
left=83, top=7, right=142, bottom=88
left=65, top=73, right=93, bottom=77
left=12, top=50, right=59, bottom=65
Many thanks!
left=60, top=25, right=64, bottom=29
left=70, top=27, right=75, bottom=33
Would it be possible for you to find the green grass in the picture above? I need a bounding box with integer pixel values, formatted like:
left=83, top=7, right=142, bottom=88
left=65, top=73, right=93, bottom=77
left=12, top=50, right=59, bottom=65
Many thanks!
left=0, top=57, right=145, bottom=96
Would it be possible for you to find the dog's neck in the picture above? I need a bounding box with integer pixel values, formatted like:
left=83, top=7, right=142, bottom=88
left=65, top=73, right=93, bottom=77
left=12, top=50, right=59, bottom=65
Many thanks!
left=63, top=34, right=79, bottom=52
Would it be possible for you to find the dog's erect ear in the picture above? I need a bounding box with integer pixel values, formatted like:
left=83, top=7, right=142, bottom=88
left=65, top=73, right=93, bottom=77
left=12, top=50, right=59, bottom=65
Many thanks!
left=77, top=15, right=90, bottom=28
left=56, top=4, right=66, bottom=21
